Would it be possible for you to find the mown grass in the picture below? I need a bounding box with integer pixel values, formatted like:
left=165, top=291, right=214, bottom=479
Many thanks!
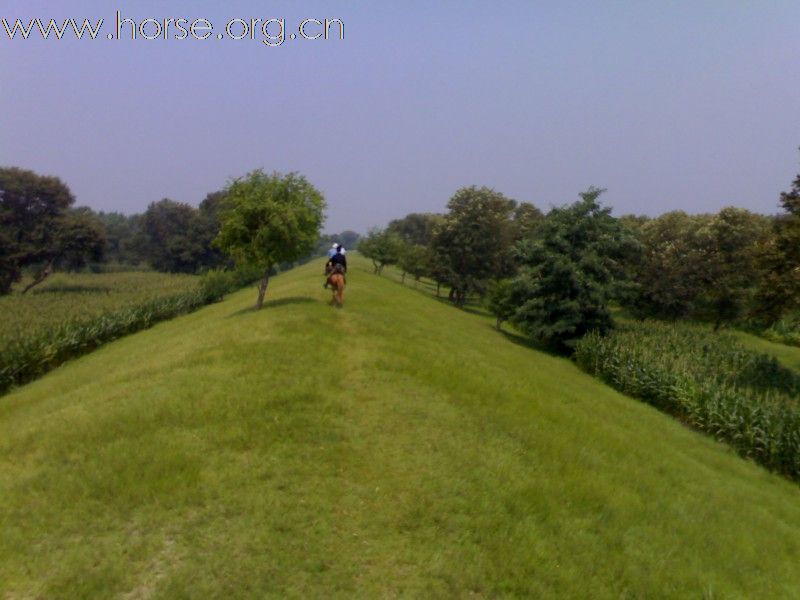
left=1, top=255, right=800, bottom=598
left=733, top=329, right=800, bottom=373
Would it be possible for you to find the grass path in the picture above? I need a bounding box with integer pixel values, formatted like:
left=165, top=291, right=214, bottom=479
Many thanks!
left=1, top=256, right=800, bottom=598
left=731, top=330, right=800, bottom=372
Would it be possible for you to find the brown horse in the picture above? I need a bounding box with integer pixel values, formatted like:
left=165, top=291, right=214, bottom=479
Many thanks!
left=328, top=272, right=345, bottom=307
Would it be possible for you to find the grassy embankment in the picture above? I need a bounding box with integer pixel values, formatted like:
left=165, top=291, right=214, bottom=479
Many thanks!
left=1, top=255, right=800, bottom=598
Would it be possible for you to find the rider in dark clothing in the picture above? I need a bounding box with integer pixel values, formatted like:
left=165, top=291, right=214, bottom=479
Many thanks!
left=329, top=247, right=347, bottom=271
left=324, top=246, right=347, bottom=288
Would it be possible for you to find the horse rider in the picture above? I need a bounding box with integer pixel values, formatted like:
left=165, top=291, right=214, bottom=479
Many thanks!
left=324, top=244, right=347, bottom=288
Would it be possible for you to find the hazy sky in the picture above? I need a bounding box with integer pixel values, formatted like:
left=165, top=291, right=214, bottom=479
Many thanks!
left=2, top=1, right=799, bottom=232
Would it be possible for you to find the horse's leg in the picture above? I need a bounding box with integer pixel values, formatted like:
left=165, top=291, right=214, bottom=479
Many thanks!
left=336, top=282, right=344, bottom=306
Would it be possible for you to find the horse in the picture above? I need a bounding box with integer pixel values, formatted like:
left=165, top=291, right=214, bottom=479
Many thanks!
left=327, top=272, right=345, bottom=307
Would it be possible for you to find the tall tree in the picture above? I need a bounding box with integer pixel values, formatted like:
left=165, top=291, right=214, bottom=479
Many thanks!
left=754, top=163, right=800, bottom=322
left=20, top=207, right=108, bottom=293
left=511, top=202, right=544, bottom=241
left=512, top=188, right=635, bottom=349
left=95, top=211, right=143, bottom=265
left=397, top=243, right=430, bottom=284
left=52, top=208, right=107, bottom=272
left=139, top=199, right=207, bottom=273
left=215, top=170, right=326, bottom=309
left=358, top=228, right=404, bottom=274
left=695, top=208, right=770, bottom=329
left=0, top=167, right=75, bottom=293
left=336, top=230, right=361, bottom=250
left=387, top=213, right=443, bottom=246
left=431, top=186, right=517, bottom=306
left=623, top=211, right=711, bottom=320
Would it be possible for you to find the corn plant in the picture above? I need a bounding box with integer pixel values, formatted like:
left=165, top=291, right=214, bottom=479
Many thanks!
left=574, top=321, right=800, bottom=481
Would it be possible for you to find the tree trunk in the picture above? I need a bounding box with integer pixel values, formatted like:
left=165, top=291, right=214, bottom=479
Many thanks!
left=448, top=287, right=456, bottom=302
left=496, top=316, right=502, bottom=331
left=436, top=282, right=441, bottom=297
left=372, top=260, right=379, bottom=274
left=256, top=269, right=270, bottom=309
left=22, top=262, right=53, bottom=294
left=401, top=272, right=406, bottom=284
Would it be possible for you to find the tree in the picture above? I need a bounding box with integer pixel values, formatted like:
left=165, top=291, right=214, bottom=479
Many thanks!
left=623, top=211, right=710, bottom=320
left=511, top=202, right=544, bottom=241
left=96, top=211, right=143, bottom=265
left=511, top=188, right=635, bottom=349
left=52, top=208, right=106, bottom=271
left=215, top=170, right=326, bottom=309
left=397, top=243, right=430, bottom=284
left=138, top=199, right=207, bottom=273
left=0, top=167, right=75, bottom=294
left=336, top=230, right=361, bottom=250
left=431, top=186, right=517, bottom=306
left=196, top=191, right=229, bottom=269
left=695, top=208, right=770, bottom=329
left=486, top=279, right=517, bottom=331
left=753, top=161, right=800, bottom=322
left=387, top=213, right=443, bottom=246
left=358, top=228, right=404, bottom=274
left=19, top=207, right=108, bottom=293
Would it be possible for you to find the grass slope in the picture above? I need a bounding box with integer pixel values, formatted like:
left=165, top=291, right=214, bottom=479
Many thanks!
left=1, top=256, right=799, bottom=598
left=732, top=330, right=800, bottom=373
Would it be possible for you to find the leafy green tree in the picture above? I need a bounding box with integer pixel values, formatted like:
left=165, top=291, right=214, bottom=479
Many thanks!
left=196, top=191, right=230, bottom=269
left=336, top=230, right=361, bottom=250
left=96, top=211, right=143, bottom=265
left=397, top=243, right=430, bottom=284
left=511, top=188, right=634, bottom=349
left=511, top=202, right=544, bottom=241
left=387, top=213, right=443, bottom=246
left=358, top=228, right=404, bottom=274
left=52, top=208, right=107, bottom=271
left=0, top=167, right=75, bottom=294
left=431, top=186, right=517, bottom=306
left=486, top=278, right=518, bottom=331
left=696, top=208, right=770, bottom=329
left=215, top=170, right=326, bottom=309
left=19, top=207, right=108, bottom=293
left=623, top=211, right=710, bottom=320
left=139, top=199, right=206, bottom=273
left=754, top=163, right=800, bottom=322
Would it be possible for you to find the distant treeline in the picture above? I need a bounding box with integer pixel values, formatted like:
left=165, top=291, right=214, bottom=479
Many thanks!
left=359, top=160, right=800, bottom=348
left=0, top=166, right=360, bottom=295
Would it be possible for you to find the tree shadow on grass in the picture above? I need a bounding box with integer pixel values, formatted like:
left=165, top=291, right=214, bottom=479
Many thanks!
left=496, top=327, right=568, bottom=359
left=227, top=296, right=316, bottom=318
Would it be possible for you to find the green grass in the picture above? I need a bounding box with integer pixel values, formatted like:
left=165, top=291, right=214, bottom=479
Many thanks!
left=733, top=330, right=800, bottom=373
left=2, top=255, right=800, bottom=598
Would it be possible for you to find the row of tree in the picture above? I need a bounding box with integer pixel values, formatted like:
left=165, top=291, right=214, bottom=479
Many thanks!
left=0, top=166, right=359, bottom=295
left=359, top=164, right=800, bottom=349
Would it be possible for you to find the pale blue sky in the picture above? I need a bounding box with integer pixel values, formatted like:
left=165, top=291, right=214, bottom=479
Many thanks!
left=2, top=1, right=799, bottom=232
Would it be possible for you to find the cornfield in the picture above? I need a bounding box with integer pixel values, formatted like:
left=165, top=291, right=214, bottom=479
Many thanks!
left=575, top=321, right=800, bottom=481
left=0, top=270, right=249, bottom=395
